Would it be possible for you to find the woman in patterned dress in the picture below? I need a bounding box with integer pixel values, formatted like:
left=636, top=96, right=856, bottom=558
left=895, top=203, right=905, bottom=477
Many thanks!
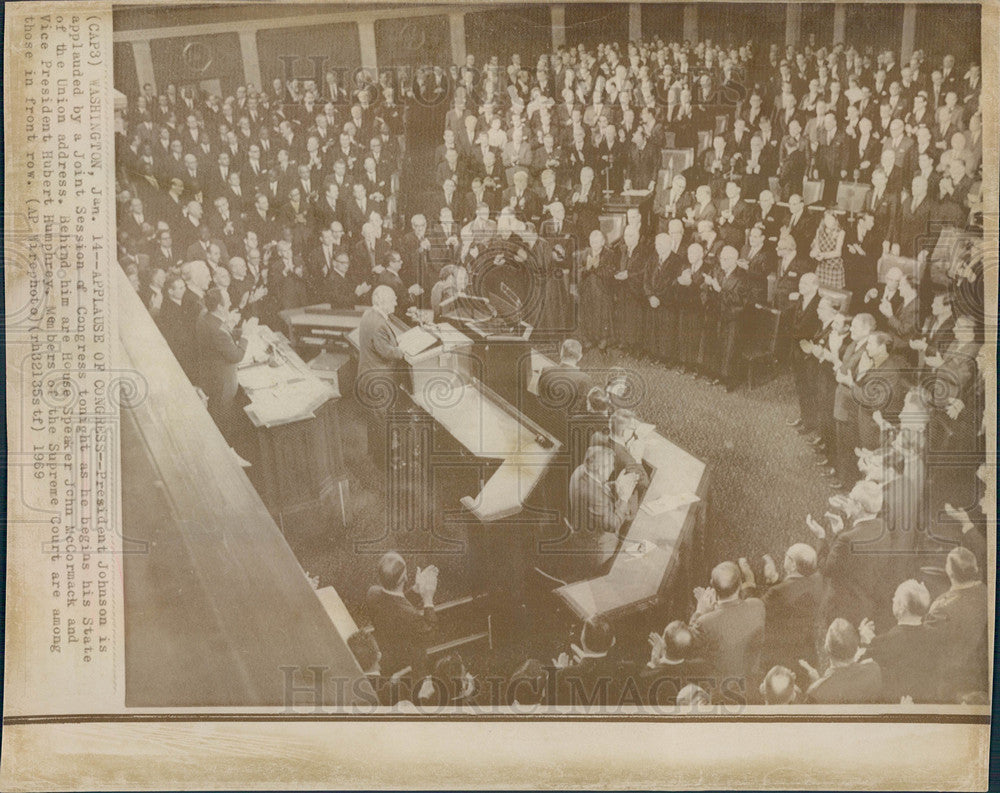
left=811, top=210, right=846, bottom=290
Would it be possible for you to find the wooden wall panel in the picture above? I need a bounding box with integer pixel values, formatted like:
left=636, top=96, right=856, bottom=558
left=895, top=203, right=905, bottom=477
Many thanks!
left=564, top=3, right=628, bottom=48
left=915, top=4, right=981, bottom=67
left=149, top=32, right=244, bottom=98
left=464, top=7, right=551, bottom=68
left=256, top=22, right=362, bottom=89
left=374, top=14, right=450, bottom=67
left=113, top=41, right=140, bottom=98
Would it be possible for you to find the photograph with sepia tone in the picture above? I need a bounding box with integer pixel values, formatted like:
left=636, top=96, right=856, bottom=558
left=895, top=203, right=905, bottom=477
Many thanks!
left=2, top=1, right=995, bottom=789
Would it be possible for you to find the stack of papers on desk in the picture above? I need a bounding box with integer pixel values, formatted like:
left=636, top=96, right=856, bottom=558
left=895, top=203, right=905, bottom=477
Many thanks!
left=248, top=378, right=332, bottom=425
left=238, top=365, right=282, bottom=391
left=397, top=326, right=439, bottom=357
left=639, top=491, right=700, bottom=516
left=635, top=421, right=658, bottom=439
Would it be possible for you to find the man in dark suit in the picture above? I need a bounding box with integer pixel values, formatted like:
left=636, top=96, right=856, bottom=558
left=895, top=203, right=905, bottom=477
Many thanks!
left=552, top=618, right=625, bottom=706
left=851, top=330, right=907, bottom=449
left=812, top=479, right=895, bottom=633
left=689, top=561, right=766, bottom=700
left=156, top=273, right=195, bottom=381
left=865, top=167, right=899, bottom=244
left=639, top=620, right=712, bottom=707
left=782, top=193, right=816, bottom=255
left=860, top=579, right=938, bottom=703
left=787, top=273, right=823, bottom=436
left=537, top=338, right=593, bottom=416
left=893, top=174, right=932, bottom=258
left=149, top=227, right=182, bottom=272
left=502, top=169, right=542, bottom=225
left=194, top=287, right=249, bottom=441
left=759, top=543, right=824, bottom=670
left=702, top=245, right=751, bottom=391
left=803, top=618, right=884, bottom=704
left=325, top=251, right=370, bottom=309
left=589, top=408, right=651, bottom=496
left=923, top=546, right=988, bottom=702
left=365, top=551, right=439, bottom=680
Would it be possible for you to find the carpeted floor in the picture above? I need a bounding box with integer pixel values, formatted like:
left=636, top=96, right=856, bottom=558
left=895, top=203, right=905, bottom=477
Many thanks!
left=276, top=348, right=841, bottom=678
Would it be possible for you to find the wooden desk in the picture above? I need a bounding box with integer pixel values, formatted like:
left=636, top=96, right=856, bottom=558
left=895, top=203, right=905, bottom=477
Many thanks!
left=237, top=327, right=348, bottom=526
left=555, top=430, right=710, bottom=621
left=343, top=316, right=561, bottom=522
left=278, top=304, right=366, bottom=351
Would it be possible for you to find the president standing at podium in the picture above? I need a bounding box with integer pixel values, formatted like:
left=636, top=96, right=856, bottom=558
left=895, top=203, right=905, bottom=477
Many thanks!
left=358, top=285, right=407, bottom=460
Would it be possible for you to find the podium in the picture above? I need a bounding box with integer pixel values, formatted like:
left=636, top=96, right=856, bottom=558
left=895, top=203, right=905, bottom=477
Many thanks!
left=237, top=328, right=348, bottom=528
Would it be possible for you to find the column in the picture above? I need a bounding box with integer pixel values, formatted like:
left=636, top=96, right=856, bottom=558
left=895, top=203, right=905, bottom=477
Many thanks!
left=683, top=5, right=698, bottom=42
left=132, top=39, right=156, bottom=95
left=832, top=4, right=846, bottom=45
left=628, top=3, right=642, bottom=41
left=551, top=4, right=566, bottom=48
left=785, top=4, right=802, bottom=48
left=238, top=29, right=262, bottom=91
left=900, top=4, right=917, bottom=62
left=358, top=20, right=377, bottom=72
left=448, top=12, right=466, bottom=66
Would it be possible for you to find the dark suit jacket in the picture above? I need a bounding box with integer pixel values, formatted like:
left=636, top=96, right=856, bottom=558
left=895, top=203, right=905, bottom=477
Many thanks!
left=324, top=270, right=359, bottom=309
left=865, top=623, right=939, bottom=703
left=819, top=516, right=895, bottom=630
left=365, top=586, right=437, bottom=678
left=636, top=658, right=714, bottom=706
left=690, top=597, right=766, bottom=684
left=762, top=573, right=824, bottom=668
left=893, top=195, right=932, bottom=257
left=156, top=297, right=195, bottom=379
left=537, top=364, right=593, bottom=415
left=194, top=311, right=248, bottom=408
left=806, top=659, right=884, bottom=703
left=554, top=652, right=626, bottom=707
left=851, top=352, right=907, bottom=443
left=923, top=582, right=989, bottom=700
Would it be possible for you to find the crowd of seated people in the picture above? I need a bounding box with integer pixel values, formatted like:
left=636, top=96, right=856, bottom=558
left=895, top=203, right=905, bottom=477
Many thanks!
left=114, top=27, right=987, bottom=708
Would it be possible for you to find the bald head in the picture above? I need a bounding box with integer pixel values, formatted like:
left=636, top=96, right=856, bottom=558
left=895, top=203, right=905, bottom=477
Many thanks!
left=710, top=561, right=742, bottom=599
left=785, top=543, right=817, bottom=575
left=761, top=666, right=798, bottom=704
left=371, top=284, right=397, bottom=312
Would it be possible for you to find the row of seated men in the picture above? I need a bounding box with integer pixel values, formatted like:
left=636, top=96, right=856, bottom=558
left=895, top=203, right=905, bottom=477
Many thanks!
left=355, top=518, right=987, bottom=707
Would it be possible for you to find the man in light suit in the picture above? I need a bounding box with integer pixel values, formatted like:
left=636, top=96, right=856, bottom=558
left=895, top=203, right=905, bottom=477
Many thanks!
left=358, top=285, right=407, bottom=459
left=689, top=561, right=766, bottom=701
left=358, top=284, right=407, bottom=389
left=194, top=287, right=249, bottom=442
